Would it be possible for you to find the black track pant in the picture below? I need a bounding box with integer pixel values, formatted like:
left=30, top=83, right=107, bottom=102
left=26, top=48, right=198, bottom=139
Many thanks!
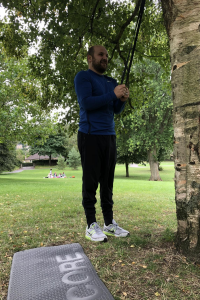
left=78, top=131, right=116, bottom=227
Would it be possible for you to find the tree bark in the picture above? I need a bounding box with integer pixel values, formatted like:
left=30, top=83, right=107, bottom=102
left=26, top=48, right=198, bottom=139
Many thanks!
left=148, top=147, right=162, bottom=181
left=161, top=0, right=200, bottom=253
left=125, top=162, right=129, bottom=177
left=49, top=154, right=52, bottom=166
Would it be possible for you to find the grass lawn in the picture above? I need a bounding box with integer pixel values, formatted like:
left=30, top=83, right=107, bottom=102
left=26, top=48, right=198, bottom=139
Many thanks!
left=0, top=162, right=200, bottom=299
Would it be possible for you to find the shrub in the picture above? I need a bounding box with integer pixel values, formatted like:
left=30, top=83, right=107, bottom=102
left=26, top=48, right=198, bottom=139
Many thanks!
left=67, top=147, right=81, bottom=170
left=57, top=155, right=67, bottom=170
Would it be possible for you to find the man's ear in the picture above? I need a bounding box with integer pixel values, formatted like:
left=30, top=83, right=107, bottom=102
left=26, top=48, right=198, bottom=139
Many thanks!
left=87, top=55, right=92, bottom=63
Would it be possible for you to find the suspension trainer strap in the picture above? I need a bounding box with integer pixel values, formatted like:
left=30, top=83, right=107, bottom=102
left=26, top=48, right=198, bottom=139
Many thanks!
left=121, top=0, right=146, bottom=86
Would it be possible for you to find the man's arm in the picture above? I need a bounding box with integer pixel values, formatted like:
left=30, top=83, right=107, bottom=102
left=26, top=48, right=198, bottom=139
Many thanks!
left=113, top=84, right=129, bottom=114
left=113, top=99, right=126, bottom=114
left=74, top=71, right=117, bottom=111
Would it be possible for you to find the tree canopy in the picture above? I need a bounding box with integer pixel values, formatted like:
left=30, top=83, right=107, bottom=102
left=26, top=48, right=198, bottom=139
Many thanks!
left=0, top=142, right=19, bottom=173
left=0, top=0, right=169, bottom=132
left=0, top=49, right=55, bottom=145
left=116, top=58, right=173, bottom=180
left=30, top=133, right=67, bottom=165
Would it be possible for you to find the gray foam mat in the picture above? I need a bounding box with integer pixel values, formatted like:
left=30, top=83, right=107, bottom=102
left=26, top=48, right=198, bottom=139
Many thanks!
left=7, top=243, right=114, bottom=300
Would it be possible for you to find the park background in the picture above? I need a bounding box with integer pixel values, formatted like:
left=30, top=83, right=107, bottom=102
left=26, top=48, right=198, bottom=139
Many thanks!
left=1, top=162, right=200, bottom=299
left=1, top=0, right=200, bottom=299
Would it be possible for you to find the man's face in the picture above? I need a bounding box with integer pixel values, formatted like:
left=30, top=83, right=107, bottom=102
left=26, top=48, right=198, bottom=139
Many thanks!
left=91, top=46, right=108, bottom=74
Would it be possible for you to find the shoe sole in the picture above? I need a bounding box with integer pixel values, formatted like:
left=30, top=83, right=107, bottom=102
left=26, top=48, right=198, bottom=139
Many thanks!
left=85, top=236, right=108, bottom=242
left=103, top=231, right=130, bottom=237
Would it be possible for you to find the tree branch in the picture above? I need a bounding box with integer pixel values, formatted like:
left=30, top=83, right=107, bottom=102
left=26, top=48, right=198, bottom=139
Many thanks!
left=74, top=36, right=83, bottom=58
left=116, top=43, right=127, bottom=63
left=112, top=0, right=142, bottom=45
left=90, top=0, right=101, bottom=34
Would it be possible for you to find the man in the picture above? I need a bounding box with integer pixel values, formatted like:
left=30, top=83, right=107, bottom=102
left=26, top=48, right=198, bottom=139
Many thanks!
left=74, top=45, right=130, bottom=242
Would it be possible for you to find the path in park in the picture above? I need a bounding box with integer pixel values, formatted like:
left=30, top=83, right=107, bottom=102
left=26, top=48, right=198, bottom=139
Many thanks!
left=129, top=164, right=139, bottom=167
left=7, top=164, right=142, bottom=173
left=8, top=167, right=35, bottom=173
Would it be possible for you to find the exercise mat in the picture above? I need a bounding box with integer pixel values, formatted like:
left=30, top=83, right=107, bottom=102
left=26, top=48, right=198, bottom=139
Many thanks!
left=7, top=243, right=114, bottom=300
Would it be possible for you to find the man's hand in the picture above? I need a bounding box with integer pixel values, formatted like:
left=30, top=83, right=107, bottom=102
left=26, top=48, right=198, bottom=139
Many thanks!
left=114, top=84, right=129, bottom=102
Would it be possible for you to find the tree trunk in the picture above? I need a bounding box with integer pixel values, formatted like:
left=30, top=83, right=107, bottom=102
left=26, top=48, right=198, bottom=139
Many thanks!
left=125, top=162, right=129, bottom=177
left=148, top=147, right=162, bottom=181
left=49, top=154, right=52, bottom=166
left=161, top=0, right=200, bottom=253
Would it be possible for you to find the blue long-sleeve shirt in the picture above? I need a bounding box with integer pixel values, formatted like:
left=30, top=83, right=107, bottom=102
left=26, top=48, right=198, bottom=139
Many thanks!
left=74, top=69, right=125, bottom=135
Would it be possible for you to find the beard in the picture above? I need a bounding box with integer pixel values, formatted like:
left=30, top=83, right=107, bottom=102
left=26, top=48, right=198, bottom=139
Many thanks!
left=92, top=57, right=107, bottom=74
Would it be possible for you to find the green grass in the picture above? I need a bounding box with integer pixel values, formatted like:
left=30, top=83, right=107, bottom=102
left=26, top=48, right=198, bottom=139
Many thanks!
left=1, top=162, right=200, bottom=299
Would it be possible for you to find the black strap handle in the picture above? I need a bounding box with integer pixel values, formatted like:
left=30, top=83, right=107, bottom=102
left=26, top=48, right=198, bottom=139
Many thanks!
left=121, top=0, right=146, bottom=86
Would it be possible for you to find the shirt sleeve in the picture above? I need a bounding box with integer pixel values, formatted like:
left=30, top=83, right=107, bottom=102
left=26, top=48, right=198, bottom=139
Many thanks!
left=74, top=71, right=118, bottom=111
left=113, top=98, right=126, bottom=114
left=112, top=79, right=126, bottom=114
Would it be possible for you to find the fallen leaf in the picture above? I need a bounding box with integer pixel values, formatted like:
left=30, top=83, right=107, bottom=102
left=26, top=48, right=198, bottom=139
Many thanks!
left=123, top=292, right=127, bottom=296
left=155, top=292, right=160, bottom=297
left=130, top=245, right=135, bottom=248
left=132, top=262, right=136, bottom=264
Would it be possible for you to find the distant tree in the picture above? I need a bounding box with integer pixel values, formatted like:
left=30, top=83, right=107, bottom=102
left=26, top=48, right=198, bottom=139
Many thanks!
left=116, top=126, right=146, bottom=177
left=21, top=144, right=30, bottom=159
left=30, top=134, right=67, bottom=166
left=57, top=155, right=67, bottom=170
left=0, top=143, right=18, bottom=173
left=67, top=133, right=78, bottom=152
left=16, top=149, right=25, bottom=163
left=116, top=59, right=173, bottom=181
left=67, top=147, right=81, bottom=170
left=132, top=62, right=173, bottom=181
left=60, top=130, right=78, bottom=159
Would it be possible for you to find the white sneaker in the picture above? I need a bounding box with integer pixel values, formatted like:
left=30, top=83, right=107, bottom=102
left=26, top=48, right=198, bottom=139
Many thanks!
left=85, top=222, right=107, bottom=242
left=103, top=219, right=130, bottom=237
